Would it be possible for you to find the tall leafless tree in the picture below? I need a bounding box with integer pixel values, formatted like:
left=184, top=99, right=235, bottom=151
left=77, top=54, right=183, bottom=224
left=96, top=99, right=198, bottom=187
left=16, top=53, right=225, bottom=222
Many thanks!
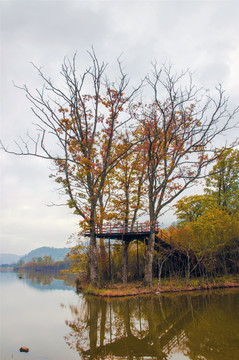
left=140, top=64, right=238, bottom=286
left=0, top=51, right=141, bottom=285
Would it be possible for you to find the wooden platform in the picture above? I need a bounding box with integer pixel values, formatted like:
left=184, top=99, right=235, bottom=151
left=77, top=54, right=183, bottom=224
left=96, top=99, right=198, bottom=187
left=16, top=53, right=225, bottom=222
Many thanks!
left=84, top=222, right=171, bottom=245
left=84, top=222, right=174, bottom=280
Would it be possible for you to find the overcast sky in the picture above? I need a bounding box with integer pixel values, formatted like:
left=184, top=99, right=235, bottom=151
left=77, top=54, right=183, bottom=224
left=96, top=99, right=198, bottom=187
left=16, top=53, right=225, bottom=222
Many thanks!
left=0, top=0, right=239, bottom=255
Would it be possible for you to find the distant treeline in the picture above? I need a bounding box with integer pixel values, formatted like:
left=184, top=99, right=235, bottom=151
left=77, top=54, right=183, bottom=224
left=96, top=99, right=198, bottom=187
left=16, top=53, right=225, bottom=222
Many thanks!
left=14, top=256, right=71, bottom=273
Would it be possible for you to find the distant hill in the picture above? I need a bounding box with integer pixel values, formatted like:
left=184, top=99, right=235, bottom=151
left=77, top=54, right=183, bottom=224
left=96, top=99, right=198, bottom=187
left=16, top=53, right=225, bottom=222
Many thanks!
left=0, top=254, right=22, bottom=265
left=20, top=247, right=71, bottom=263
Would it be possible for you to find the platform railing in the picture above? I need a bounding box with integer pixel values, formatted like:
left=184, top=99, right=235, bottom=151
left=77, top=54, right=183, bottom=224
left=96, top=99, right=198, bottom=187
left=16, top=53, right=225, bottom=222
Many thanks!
left=95, top=221, right=159, bottom=235
left=84, top=221, right=170, bottom=240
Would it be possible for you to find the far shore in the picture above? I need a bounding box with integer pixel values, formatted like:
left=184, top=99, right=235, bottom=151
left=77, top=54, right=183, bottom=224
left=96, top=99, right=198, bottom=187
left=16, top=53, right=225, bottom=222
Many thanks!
left=0, top=267, right=14, bottom=272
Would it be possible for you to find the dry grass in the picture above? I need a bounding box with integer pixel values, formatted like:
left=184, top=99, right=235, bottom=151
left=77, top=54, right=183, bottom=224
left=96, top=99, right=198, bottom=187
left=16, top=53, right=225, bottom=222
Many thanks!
left=85, top=282, right=157, bottom=297
left=82, top=275, right=239, bottom=297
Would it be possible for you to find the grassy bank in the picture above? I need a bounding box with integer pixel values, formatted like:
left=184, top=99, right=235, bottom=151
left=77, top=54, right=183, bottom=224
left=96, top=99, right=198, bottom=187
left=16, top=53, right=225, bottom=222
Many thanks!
left=80, top=274, right=239, bottom=297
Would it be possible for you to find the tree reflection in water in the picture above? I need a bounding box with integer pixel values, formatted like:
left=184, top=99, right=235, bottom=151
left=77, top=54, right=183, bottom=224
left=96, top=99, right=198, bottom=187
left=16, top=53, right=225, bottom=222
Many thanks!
left=17, top=271, right=76, bottom=288
left=64, top=290, right=239, bottom=360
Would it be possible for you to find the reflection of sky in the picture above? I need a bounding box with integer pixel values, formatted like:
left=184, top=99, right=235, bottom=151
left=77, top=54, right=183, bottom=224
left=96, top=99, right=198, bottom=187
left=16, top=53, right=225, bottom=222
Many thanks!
left=0, top=272, right=80, bottom=360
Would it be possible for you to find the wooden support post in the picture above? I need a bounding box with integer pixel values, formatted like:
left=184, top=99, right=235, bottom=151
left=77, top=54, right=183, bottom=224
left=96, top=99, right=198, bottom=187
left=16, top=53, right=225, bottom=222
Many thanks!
left=122, top=237, right=129, bottom=284
left=108, top=237, right=111, bottom=281
left=137, top=238, right=139, bottom=279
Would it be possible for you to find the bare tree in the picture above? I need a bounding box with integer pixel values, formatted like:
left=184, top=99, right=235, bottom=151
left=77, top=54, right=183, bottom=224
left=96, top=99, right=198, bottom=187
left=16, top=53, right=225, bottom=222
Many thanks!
left=0, top=51, right=141, bottom=285
left=140, top=64, right=238, bottom=286
left=1, top=57, right=238, bottom=287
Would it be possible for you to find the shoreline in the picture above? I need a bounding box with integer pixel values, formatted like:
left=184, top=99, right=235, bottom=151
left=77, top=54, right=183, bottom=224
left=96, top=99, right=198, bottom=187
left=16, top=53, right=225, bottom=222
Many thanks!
left=81, top=276, right=239, bottom=297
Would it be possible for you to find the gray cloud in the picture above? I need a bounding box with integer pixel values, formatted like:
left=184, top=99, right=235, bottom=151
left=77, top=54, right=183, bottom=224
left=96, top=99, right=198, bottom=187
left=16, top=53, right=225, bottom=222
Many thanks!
left=1, top=0, right=238, bottom=254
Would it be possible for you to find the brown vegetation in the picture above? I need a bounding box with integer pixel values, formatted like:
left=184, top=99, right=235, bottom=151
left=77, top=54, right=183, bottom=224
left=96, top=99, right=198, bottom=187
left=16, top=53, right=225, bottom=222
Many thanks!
left=80, top=275, right=239, bottom=297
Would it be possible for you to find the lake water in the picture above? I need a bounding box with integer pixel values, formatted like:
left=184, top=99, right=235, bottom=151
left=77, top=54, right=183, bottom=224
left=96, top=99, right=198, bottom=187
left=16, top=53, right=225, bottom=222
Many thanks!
left=0, top=271, right=238, bottom=360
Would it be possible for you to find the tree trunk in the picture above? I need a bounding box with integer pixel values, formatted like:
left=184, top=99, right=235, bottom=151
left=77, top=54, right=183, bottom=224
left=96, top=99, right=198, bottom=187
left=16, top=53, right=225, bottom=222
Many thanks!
left=99, top=238, right=107, bottom=282
left=98, top=195, right=107, bottom=281
left=89, top=216, right=98, bottom=286
left=158, top=256, right=166, bottom=287
left=144, top=230, right=156, bottom=286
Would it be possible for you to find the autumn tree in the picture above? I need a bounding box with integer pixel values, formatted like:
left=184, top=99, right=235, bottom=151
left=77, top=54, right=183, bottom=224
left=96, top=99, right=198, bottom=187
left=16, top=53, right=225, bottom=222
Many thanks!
left=1, top=55, right=238, bottom=286
left=65, top=241, right=89, bottom=276
left=105, top=130, right=147, bottom=283
left=189, top=208, right=238, bottom=276
left=174, top=194, right=214, bottom=223
left=140, top=65, right=238, bottom=286
left=107, top=131, right=147, bottom=230
left=205, top=148, right=239, bottom=211
left=167, top=224, right=194, bottom=280
left=0, top=51, right=141, bottom=285
left=174, top=149, right=239, bottom=222
left=171, top=155, right=239, bottom=278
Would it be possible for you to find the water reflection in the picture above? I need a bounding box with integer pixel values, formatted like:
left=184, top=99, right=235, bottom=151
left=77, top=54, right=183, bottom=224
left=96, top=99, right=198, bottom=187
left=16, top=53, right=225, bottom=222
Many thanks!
left=17, top=270, right=76, bottom=290
left=64, top=290, right=239, bottom=360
